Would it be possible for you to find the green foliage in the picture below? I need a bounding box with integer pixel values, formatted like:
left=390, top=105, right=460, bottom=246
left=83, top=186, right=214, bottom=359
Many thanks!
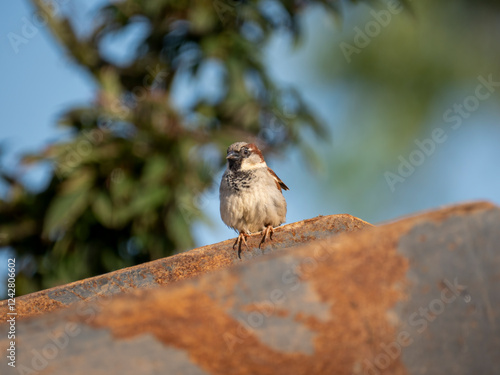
left=310, top=0, right=500, bottom=215
left=0, top=0, right=382, bottom=295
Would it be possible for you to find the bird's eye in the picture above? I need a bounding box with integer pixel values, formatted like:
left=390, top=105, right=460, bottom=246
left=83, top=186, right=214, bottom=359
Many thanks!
left=242, top=148, right=249, bottom=156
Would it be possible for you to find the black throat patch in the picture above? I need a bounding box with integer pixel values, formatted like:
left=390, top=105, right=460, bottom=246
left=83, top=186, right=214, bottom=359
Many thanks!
left=228, top=158, right=243, bottom=172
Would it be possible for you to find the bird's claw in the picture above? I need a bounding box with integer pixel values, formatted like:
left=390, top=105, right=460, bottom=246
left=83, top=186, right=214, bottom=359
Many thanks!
left=233, top=232, right=249, bottom=259
left=259, top=225, right=274, bottom=249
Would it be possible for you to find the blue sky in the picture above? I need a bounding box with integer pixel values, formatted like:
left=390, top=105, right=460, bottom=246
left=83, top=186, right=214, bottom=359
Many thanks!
left=1, top=1, right=96, bottom=188
left=1, top=1, right=500, bottom=295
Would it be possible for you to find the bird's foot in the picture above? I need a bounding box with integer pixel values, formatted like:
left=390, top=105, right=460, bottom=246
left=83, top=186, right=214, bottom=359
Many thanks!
left=259, top=225, right=274, bottom=249
left=233, top=232, right=249, bottom=259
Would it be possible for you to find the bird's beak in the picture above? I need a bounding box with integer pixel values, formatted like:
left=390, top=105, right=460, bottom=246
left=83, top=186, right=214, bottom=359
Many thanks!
left=226, top=151, right=240, bottom=160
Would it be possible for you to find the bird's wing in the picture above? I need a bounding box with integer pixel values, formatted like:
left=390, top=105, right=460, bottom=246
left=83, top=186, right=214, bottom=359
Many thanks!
left=267, top=167, right=289, bottom=191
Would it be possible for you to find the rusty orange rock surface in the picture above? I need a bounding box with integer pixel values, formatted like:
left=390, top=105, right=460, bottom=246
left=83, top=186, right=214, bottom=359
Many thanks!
left=1, top=202, right=499, bottom=375
left=0, top=214, right=372, bottom=320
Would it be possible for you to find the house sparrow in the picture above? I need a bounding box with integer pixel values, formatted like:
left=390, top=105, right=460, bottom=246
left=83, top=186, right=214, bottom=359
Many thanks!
left=219, top=142, right=289, bottom=258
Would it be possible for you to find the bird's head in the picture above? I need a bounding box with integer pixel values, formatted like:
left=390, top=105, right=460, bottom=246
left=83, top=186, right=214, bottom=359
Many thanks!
left=226, top=142, right=266, bottom=171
